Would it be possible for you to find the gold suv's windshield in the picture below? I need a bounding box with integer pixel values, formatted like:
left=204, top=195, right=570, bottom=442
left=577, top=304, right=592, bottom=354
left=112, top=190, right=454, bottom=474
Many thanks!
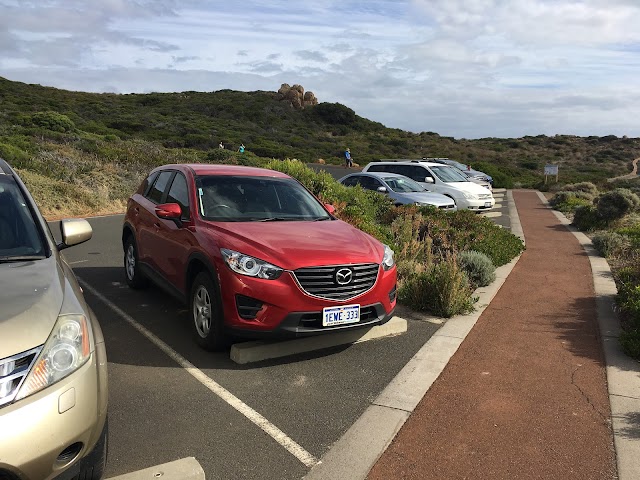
left=0, top=176, right=46, bottom=260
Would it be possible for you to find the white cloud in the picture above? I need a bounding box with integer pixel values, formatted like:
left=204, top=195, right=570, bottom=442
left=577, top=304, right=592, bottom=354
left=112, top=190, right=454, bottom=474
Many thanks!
left=0, top=0, right=639, bottom=138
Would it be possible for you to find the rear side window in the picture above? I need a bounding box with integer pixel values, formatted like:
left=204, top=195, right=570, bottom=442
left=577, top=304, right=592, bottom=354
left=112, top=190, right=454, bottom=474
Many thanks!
left=146, top=171, right=174, bottom=204
left=341, top=176, right=359, bottom=187
left=138, top=171, right=159, bottom=196
left=166, top=173, right=190, bottom=219
left=356, top=176, right=382, bottom=191
left=366, top=164, right=387, bottom=173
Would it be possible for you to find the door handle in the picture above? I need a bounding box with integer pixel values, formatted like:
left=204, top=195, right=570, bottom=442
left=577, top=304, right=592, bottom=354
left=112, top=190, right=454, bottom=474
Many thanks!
left=154, top=223, right=161, bottom=229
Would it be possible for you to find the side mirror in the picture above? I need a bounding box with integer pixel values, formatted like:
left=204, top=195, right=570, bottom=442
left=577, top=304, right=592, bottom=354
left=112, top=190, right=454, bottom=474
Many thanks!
left=424, top=177, right=435, bottom=184
left=324, top=204, right=336, bottom=215
left=155, top=203, right=183, bottom=220
left=377, top=186, right=388, bottom=193
left=58, top=219, right=92, bottom=250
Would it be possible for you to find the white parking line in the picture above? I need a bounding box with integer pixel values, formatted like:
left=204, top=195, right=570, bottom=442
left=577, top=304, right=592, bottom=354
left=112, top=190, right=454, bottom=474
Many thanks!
left=78, top=279, right=319, bottom=468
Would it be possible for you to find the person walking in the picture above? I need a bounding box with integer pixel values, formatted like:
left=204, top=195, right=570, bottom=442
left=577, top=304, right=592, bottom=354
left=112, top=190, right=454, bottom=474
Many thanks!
left=219, top=141, right=224, bottom=149
left=238, top=144, right=245, bottom=153
left=344, top=148, right=352, bottom=168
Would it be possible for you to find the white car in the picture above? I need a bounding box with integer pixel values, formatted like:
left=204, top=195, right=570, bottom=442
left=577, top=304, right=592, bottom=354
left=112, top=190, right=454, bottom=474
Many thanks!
left=338, top=172, right=456, bottom=210
left=362, top=160, right=495, bottom=211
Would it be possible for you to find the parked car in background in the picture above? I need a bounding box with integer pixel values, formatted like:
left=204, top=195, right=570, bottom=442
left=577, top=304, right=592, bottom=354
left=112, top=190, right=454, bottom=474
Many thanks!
left=122, top=164, right=397, bottom=350
left=362, top=160, right=495, bottom=211
left=338, top=172, right=456, bottom=211
left=0, top=158, right=108, bottom=480
left=427, top=158, right=493, bottom=189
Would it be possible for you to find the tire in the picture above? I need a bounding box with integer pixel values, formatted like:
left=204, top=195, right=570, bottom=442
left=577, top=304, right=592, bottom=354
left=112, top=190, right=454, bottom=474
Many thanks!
left=124, top=235, right=149, bottom=289
left=190, top=272, right=228, bottom=351
left=74, top=418, right=108, bottom=480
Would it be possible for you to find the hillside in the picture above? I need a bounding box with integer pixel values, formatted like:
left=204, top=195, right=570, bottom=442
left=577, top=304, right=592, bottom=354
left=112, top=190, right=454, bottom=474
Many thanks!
left=0, top=75, right=638, bottom=217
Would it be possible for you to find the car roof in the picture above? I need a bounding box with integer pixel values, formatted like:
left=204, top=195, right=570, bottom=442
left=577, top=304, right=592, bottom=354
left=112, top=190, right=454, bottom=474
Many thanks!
left=154, top=163, right=291, bottom=178
left=348, top=172, right=406, bottom=179
left=373, top=160, right=448, bottom=167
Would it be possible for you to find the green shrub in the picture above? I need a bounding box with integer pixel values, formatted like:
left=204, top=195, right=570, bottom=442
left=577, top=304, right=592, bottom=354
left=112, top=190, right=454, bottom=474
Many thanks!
left=616, top=223, right=640, bottom=248
left=564, top=182, right=599, bottom=197
left=28, top=111, right=76, bottom=133
left=550, top=191, right=593, bottom=213
left=572, top=205, right=604, bottom=231
left=399, top=257, right=475, bottom=317
left=619, top=330, right=640, bottom=359
left=592, top=231, right=626, bottom=257
left=595, top=188, right=640, bottom=224
left=458, top=250, right=496, bottom=287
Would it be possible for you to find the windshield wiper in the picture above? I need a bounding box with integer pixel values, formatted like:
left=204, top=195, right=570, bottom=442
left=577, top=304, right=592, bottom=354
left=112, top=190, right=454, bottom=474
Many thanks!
left=258, top=217, right=297, bottom=222
left=0, top=255, right=46, bottom=263
left=312, top=216, right=331, bottom=221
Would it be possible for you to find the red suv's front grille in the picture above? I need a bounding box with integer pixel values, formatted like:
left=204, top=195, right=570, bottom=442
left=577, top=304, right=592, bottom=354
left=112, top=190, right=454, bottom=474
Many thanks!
left=293, top=263, right=380, bottom=301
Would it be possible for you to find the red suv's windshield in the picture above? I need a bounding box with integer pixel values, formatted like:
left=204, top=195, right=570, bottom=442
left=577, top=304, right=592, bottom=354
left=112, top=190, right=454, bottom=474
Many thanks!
left=195, top=175, right=332, bottom=222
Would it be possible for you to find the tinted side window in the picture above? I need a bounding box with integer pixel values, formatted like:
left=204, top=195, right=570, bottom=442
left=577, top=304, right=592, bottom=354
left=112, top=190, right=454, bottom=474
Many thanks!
left=357, top=176, right=382, bottom=191
left=166, top=173, right=190, bottom=219
left=138, top=171, right=159, bottom=196
left=366, top=164, right=387, bottom=173
left=341, top=177, right=359, bottom=187
left=146, top=171, right=174, bottom=204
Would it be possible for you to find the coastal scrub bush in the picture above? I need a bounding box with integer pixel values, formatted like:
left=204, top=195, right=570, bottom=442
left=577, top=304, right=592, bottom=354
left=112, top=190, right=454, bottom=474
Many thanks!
left=458, top=250, right=496, bottom=288
left=595, top=188, right=640, bottom=224
left=28, top=111, right=76, bottom=133
left=564, top=182, right=599, bottom=198
left=616, top=267, right=640, bottom=359
left=572, top=205, right=604, bottom=231
left=592, top=231, right=626, bottom=258
left=398, top=256, right=475, bottom=317
left=550, top=191, right=593, bottom=213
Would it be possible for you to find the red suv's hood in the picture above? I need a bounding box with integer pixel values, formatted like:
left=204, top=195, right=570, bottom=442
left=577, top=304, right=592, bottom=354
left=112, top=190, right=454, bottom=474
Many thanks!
left=207, top=220, right=384, bottom=270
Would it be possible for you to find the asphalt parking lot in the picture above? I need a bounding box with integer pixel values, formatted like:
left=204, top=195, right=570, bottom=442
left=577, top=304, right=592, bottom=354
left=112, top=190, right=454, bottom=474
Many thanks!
left=52, top=178, right=511, bottom=479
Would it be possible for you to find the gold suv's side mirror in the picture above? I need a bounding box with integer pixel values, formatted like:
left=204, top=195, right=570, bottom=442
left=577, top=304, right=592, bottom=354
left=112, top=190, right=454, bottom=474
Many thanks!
left=58, top=218, right=93, bottom=250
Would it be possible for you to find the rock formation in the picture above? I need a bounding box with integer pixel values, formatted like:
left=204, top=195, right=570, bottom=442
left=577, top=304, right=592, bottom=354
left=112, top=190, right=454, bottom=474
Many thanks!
left=274, top=83, right=318, bottom=109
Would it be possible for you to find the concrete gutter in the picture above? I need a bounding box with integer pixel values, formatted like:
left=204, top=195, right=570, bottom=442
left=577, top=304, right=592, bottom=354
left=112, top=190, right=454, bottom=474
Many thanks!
left=536, top=191, right=640, bottom=480
left=304, top=190, right=525, bottom=480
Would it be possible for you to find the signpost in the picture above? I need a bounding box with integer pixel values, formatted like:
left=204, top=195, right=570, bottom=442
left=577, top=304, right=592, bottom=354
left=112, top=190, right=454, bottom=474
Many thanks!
left=544, top=164, right=559, bottom=184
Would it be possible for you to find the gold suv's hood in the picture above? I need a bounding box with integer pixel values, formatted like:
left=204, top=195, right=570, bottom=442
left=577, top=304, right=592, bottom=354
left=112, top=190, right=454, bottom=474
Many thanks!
left=0, top=256, right=63, bottom=359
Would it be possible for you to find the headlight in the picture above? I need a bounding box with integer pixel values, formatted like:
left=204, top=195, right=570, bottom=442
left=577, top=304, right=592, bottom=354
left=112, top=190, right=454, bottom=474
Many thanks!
left=221, top=248, right=283, bottom=280
left=16, top=314, right=91, bottom=400
left=462, top=192, right=478, bottom=200
left=382, top=244, right=395, bottom=271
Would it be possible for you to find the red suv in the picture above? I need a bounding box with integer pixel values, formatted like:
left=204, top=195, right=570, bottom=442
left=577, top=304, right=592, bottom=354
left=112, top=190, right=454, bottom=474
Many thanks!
left=122, top=164, right=397, bottom=350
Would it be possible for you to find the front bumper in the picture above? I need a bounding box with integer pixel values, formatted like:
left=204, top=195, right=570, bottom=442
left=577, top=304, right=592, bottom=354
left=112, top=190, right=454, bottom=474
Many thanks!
left=459, top=197, right=495, bottom=211
left=0, top=343, right=107, bottom=480
left=219, top=264, right=398, bottom=336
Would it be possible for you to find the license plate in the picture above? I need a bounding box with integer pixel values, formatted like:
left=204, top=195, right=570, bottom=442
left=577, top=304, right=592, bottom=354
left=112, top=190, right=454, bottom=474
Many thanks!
left=322, top=304, right=360, bottom=327
left=484, top=201, right=492, bottom=207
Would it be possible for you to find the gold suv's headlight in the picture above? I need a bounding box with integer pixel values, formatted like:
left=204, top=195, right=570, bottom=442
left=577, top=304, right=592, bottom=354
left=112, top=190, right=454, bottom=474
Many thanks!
left=16, top=314, right=91, bottom=400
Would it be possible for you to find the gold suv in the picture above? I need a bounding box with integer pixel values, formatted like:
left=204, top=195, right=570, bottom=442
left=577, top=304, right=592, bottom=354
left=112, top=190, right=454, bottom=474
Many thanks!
left=0, top=159, right=108, bottom=480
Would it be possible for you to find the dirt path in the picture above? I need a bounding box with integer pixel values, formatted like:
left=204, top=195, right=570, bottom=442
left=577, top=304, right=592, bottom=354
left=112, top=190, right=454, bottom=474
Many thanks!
left=608, top=157, right=640, bottom=182
left=368, top=190, right=616, bottom=480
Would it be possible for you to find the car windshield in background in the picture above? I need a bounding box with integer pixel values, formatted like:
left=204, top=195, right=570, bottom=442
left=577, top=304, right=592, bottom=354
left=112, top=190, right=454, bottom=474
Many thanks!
left=0, top=176, right=46, bottom=260
left=430, top=166, right=469, bottom=183
left=382, top=177, right=424, bottom=193
left=196, top=175, right=331, bottom=222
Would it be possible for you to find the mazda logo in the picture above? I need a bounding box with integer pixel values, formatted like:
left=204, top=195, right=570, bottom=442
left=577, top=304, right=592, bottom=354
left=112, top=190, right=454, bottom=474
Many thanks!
left=335, top=268, right=353, bottom=285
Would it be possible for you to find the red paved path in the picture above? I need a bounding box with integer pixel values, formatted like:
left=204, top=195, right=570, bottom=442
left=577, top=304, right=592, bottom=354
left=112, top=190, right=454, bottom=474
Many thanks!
left=368, top=190, right=617, bottom=480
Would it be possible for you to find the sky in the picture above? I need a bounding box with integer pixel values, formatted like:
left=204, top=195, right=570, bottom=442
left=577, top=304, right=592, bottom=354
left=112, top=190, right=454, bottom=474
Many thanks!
left=1, top=0, right=639, bottom=139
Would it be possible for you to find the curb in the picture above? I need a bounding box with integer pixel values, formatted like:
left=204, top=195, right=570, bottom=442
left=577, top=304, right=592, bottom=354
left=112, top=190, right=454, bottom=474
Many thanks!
left=107, top=457, right=205, bottom=480
left=304, top=191, right=525, bottom=480
left=536, top=191, right=640, bottom=480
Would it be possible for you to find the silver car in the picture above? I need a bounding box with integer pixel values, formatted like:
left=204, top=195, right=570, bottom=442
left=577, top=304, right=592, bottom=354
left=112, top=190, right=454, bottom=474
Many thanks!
left=339, top=172, right=457, bottom=210
left=0, top=158, right=108, bottom=480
